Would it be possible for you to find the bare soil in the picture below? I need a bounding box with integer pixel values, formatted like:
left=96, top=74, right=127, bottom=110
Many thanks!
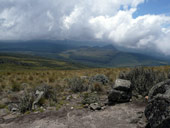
left=0, top=102, right=145, bottom=128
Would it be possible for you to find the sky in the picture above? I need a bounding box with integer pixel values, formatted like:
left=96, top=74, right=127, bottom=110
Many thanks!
left=0, top=0, right=170, bottom=55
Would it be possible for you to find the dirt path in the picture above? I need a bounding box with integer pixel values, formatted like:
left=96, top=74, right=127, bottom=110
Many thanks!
left=0, top=102, right=145, bottom=128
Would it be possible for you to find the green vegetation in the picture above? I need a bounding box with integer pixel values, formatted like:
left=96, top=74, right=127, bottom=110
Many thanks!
left=1, top=64, right=170, bottom=114
left=0, top=53, right=88, bottom=71
left=67, top=76, right=89, bottom=93
left=119, top=67, right=169, bottom=97
left=0, top=41, right=169, bottom=68
left=59, top=47, right=169, bottom=67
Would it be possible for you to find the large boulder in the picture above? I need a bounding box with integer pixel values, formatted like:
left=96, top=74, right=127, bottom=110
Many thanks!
left=114, top=79, right=131, bottom=91
left=145, top=79, right=170, bottom=128
left=108, top=79, right=132, bottom=104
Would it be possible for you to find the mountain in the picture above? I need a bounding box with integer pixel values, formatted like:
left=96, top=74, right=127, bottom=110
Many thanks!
left=0, top=40, right=169, bottom=68
left=59, top=45, right=169, bottom=67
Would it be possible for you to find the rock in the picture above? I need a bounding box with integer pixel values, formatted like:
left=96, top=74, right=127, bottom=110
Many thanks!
left=148, top=79, right=170, bottom=101
left=145, top=79, right=170, bottom=128
left=11, top=107, right=18, bottom=112
left=89, top=103, right=101, bottom=111
left=108, top=79, right=132, bottom=105
left=113, top=79, right=131, bottom=91
left=32, top=90, right=44, bottom=110
left=8, top=103, right=18, bottom=112
left=108, top=90, right=131, bottom=104
left=66, top=95, right=72, bottom=100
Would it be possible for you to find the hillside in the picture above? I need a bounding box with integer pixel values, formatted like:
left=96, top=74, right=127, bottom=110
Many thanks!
left=0, top=53, right=88, bottom=70
left=59, top=45, right=169, bottom=67
left=0, top=40, right=169, bottom=68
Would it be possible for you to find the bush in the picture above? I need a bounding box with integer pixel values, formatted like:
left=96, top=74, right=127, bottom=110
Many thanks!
left=90, top=74, right=109, bottom=85
left=119, top=67, right=167, bottom=97
left=35, top=84, right=57, bottom=102
left=0, top=104, right=6, bottom=109
left=81, top=92, right=100, bottom=105
left=18, top=84, right=57, bottom=113
left=68, top=77, right=88, bottom=93
left=89, top=82, right=104, bottom=92
left=18, top=92, right=34, bottom=113
left=11, top=83, right=21, bottom=92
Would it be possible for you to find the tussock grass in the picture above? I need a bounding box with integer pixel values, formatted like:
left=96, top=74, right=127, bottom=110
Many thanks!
left=0, top=66, right=170, bottom=91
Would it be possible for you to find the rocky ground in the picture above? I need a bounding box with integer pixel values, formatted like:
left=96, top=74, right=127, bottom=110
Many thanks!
left=1, top=68, right=170, bottom=128
left=0, top=102, right=146, bottom=128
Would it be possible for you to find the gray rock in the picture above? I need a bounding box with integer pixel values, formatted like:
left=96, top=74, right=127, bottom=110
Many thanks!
left=32, top=90, right=44, bottom=110
left=148, top=79, right=170, bottom=101
left=145, top=79, right=170, bottom=128
left=108, top=89, right=131, bottom=104
left=8, top=104, right=18, bottom=112
left=89, top=103, right=101, bottom=111
left=108, top=79, right=132, bottom=105
left=11, top=107, right=18, bottom=112
left=114, top=79, right=131, bottom=91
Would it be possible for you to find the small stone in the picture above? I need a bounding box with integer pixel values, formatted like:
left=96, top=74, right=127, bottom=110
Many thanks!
left=66, top=95, right=71, bottom=100
left=89, top=103, right=101, bottom=111
left=11, top=107, right=18, bottom=112
left=101, top=106, right=106, bottom=110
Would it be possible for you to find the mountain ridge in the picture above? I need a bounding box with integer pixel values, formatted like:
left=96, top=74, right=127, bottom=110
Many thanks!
left=0, top=40, right=169, bottom=68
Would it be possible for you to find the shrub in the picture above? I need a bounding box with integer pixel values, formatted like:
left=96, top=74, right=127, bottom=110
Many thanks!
left=90, top=74, right=109, bottom=85
left=89, top=82, right=104, bottom=92
left=68, top=77, right=88, bottom=93
left=81, top=92, right=99, bottom=105
left=11, top=83, right=21, bottom=92
left=18, top=92, right=34, bottom=113
left=48, top=77, right=55, bottom=83
left=35, top=84, right=57, bottom=102
left=0, top=104, right=6, bottom=109
left=119, top=67, right=167, bottom=97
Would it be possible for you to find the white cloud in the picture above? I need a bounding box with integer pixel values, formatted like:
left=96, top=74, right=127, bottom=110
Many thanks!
left=0, top=0, right=170, bottom=55
left=63, top=6, right=83, bottom=30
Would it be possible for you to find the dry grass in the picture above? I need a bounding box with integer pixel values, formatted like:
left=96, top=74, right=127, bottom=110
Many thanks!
left=0, top=66, right=170, bottom=91
left=0, top=66, right=170, bottom=113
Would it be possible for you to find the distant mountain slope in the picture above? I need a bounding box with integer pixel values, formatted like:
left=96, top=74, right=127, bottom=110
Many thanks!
left=59, top=46, right=169, bottom=67
left=0, top=40, right=169, bottom=68
left=0, top=53, right=88, bottom=70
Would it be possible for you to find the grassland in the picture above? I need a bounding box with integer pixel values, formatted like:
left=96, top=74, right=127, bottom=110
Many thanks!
left=1, top=66, right=170, bottom=90
left=0, top=64, right=170, bottom=118
left=0, top=53, right=88, bottom=71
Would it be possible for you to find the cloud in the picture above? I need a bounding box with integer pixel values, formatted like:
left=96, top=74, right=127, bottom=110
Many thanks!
left=0, top=0, right=170, bottom=55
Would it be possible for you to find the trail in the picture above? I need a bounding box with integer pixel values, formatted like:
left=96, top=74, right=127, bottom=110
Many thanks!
left=0, top=102, right=145, bottom=128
